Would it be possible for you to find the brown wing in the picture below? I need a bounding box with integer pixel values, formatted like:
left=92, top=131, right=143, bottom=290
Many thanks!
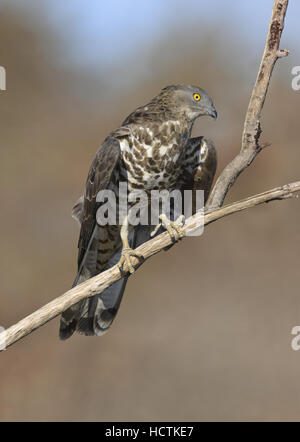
left=178, top=136, right=217, bottom=211
left=76, top=136, right=121, bottom=277
left=60, top=137, right=121, bottom=339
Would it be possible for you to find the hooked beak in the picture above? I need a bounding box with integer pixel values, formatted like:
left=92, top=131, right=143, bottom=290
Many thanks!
left=208, top=106, right=217, bottom=119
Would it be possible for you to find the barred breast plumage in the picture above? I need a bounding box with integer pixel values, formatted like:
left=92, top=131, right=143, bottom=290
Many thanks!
left=116, top=119, right=191, bottom=192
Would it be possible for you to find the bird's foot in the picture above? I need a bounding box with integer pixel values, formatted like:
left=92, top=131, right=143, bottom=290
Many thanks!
left=151, top=214, right=185, bottom=242
left=117, top=247, right=144, bottom=275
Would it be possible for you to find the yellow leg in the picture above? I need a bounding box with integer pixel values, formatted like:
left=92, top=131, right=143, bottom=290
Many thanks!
left=117, top=214, right=144, bottom=274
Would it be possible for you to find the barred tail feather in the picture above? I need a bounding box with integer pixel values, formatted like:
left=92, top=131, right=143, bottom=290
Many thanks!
left=59, top=225, right=150, bottom=340
left=59, top=247, right=127, bottom=339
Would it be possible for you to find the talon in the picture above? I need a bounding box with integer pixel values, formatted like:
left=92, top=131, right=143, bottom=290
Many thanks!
left=155, top=214, right=185, bottom=242
left=117, top=247, right=144, bottom=274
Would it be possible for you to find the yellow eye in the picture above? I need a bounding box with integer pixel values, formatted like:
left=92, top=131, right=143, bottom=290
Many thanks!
left=193, top=93, right=201, bottom=101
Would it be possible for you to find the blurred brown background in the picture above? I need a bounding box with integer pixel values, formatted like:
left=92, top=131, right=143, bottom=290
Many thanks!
left=1, top=0, right=300, bottom=421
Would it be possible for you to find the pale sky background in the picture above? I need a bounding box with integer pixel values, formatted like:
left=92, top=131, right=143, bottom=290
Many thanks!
left=2, top=0, right=299, bottom=74
left=40, top=0, right=300, bottom=66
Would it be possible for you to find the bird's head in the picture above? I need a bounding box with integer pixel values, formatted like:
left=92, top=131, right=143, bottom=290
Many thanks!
left=161, top=84, right=217, bottom=121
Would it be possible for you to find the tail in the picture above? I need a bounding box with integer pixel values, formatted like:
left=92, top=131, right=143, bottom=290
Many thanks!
left=59, top=225, right=151, bottom=340
left=59, top=276, right=130, bottom=339
left=59, top=247, right=129, bottom=339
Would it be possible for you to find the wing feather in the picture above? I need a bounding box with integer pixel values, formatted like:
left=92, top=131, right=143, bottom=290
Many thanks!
left=76, top=136, right=121, bottom=276
left=178, top=136, right=217, bottom=210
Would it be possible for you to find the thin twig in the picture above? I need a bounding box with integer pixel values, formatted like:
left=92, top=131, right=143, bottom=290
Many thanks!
left=206, top=0, right=289, bottom=209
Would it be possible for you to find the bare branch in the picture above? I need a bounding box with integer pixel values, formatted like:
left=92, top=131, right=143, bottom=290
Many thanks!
left=1, top=180, right=300, bottom=351
left=206, top=0, right=289, bottom=209
left=0, top=0, right=294, bottom=352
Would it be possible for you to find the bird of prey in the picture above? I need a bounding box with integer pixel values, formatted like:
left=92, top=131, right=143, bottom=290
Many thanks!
left=59, top=84, right=217, bottom=340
